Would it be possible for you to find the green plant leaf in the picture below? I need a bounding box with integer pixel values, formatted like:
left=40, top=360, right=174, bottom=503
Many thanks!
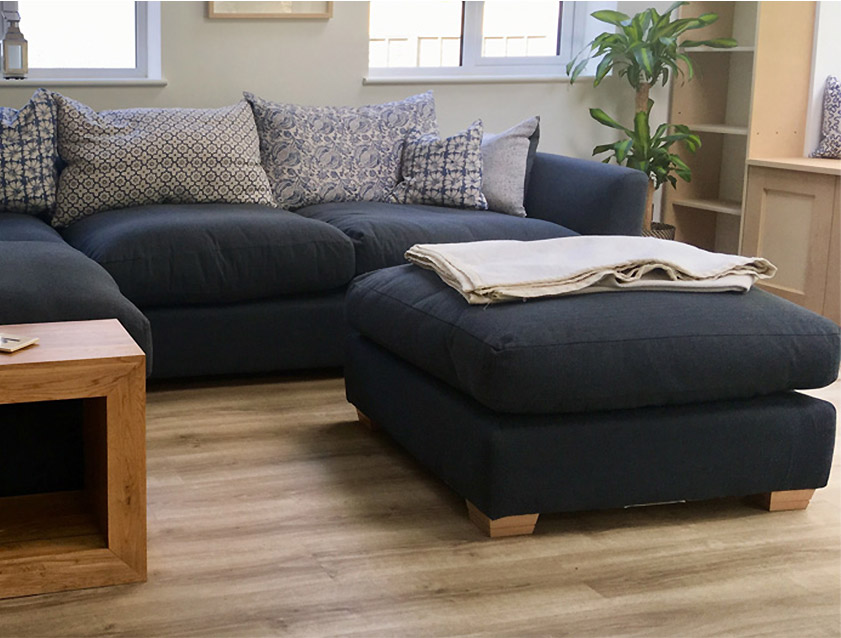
left=590, top=9, right=630, bottom=27
left=592, top=142, right=613, bottom=152
left=569, top=58, right=590, bottom=82
left=695, top=12, right=719, bottom=25
left=589, top=108, right=631, bottom=133
left=633, top=47, right=655, bottom=77
left=663, top=1, right=688, bottom=17
left=614, top=138, right=634, bottom=163
left=593, top=55, right=614, bottom=86
left=675, top=53, right=694, bottom=80
left=681, top=37, right=738, bottom=48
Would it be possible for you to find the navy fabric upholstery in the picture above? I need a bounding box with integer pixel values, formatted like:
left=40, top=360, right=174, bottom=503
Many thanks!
left=347, top=265, right=841, bottom=414
left=297, top=201, right=576, bottom=275
left=524, top=152, right=648, bottom=236
left=143, top=291, right=346, bottom=378
left=0, top=212, right=64, bottom=243
left=61, top=204, right=356, bottom=306
left=0, top=241, right=152, bottom=371
left=346, top=333, right=836, bottom=519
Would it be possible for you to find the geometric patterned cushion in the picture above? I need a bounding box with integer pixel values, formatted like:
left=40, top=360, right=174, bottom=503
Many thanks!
left=0, top=89, right=59, bottom=216
left=389, top=120, right=488, bottom=210
left=811, top=76, right=841, bottom=159
left=51, top=93, right=276, bottom=228
left=244, top=91, right=438, bottom=210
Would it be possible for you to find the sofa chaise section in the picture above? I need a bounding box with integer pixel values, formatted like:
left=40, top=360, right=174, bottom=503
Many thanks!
left=0, top=214, right=152, bottom=373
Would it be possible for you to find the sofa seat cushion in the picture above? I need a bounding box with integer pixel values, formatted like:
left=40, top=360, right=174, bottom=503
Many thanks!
left=297, top=201, right=576, bottom=275
left=61, top=204, right=356, bottom=307
left=346, top=264, right=841, bottom=414
left=0, top=241, right=152, bottom=369
left=0, top=213, right=64, bottom=243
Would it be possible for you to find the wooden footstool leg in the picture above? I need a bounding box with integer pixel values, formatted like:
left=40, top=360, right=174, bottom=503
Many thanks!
left=356, top=408, right=377, bottom=430
left=466, top=501, right=539, bottom=538
left=751, top=489, right=815, bottom=511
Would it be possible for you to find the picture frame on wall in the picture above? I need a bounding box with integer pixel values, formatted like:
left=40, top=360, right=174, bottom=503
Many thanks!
left=207, top=2, right=333, bottom=19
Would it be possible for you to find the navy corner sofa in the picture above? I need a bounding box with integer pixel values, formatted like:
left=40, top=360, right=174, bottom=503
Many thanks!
left=0, top=153, right=647, bottom=379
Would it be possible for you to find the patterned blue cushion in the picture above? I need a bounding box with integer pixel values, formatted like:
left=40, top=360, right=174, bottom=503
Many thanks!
left=389, top=120, right=488, bottom=210
left=244, top=91, right=438, bottom=210
left=0, top=89, right=59, bottom=216
left=811, top=76, right=841, bottom=159
left=52, top=94, right=275, bottom=228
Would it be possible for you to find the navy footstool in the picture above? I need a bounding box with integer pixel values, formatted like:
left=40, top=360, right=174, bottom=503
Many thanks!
left=344, top=265, right=840, bottom=537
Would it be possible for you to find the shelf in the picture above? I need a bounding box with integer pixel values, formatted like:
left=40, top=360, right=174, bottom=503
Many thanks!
left=684, top=46, right=755, bottom=53
left=690, top=124, right=749, bottom=136
left=0, top=490, right=103, bottom=547
left=672, top=199, right=742, bottom=216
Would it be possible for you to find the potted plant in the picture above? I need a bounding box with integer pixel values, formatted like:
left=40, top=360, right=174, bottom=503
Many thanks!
left=566, top=2, right=737, bottom=235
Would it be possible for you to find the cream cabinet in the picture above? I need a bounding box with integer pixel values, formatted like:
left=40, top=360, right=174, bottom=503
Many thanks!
left=741, top=158, right=840, bottom=323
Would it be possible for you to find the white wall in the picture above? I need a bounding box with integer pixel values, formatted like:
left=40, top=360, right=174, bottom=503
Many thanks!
left=0, top=1, right=670, bottom=159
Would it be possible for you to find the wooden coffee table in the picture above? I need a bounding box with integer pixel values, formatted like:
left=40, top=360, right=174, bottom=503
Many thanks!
left=0, top=319, right=146, bottom=599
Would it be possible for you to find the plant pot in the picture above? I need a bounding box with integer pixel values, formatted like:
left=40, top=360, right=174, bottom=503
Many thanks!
left=643, top=222, right=676, bottom=240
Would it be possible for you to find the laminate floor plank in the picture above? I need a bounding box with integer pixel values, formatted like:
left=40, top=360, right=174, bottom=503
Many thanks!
left=0, top=375, right=837, bottom=637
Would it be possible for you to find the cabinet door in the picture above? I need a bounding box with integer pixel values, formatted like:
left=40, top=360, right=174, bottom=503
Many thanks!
left=741, top=166, right=835, bottom=314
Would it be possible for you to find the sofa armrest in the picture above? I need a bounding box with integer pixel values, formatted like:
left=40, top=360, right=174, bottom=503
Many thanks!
left=524, top=152, right=647, bottom=236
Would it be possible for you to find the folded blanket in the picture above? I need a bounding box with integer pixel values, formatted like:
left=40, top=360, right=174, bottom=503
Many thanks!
left=404, top=236, right=777, bottom=304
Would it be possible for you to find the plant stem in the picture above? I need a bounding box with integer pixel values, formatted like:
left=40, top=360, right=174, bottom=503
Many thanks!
left=643, top=177, right=655, bottom=231
left=635, top=82, right=651, bottom=114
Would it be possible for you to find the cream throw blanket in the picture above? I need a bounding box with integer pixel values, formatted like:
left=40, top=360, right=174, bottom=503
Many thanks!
left=404, top=236, right=777, bottom=304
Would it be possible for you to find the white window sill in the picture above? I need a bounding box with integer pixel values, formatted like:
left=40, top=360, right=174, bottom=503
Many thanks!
left=0, top=77, right=168, bottom=87
left=363, top=74, right=573, bottom=85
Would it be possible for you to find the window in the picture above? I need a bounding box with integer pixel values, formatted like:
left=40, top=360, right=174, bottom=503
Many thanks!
left=367, top=1, right=616, bottom=81
left=0, top=1, right=161, bottom=80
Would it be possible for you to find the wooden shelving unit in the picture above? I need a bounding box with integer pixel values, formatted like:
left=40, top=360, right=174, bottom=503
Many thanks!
left=663, top=1, right=758, bottom=254
left=664, top=1, right=840, bottom=323
left=663, top=2, right=820, bottom=256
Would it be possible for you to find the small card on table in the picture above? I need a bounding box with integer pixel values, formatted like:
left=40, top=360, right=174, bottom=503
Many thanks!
left=0, top=333, right=39, bottom=353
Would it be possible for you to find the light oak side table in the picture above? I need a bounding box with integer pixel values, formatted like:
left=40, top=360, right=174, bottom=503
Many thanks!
left=0, top=319, right=146, bottom=599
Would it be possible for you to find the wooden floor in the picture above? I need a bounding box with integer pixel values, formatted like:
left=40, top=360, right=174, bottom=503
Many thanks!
left=0, top=374, right=839, bottom=637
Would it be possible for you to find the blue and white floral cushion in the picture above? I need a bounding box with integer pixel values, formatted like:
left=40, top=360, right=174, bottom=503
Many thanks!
left=811, top=76, right=841, bottom=159
left=0, top=89, right=59, bottom=216
left=52, top=94, right=275, bottom=228
left=244, top=91, right=438, bottom=210
left=389, top=120, right=488, bottom=210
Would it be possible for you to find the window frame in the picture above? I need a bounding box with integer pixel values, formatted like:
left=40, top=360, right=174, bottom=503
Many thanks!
left=366, top=0, right=614, bottom=82
left=1, top=1, right=161, bottom=81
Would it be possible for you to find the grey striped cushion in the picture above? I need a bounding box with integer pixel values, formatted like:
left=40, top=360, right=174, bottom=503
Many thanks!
left=389, top=120, right=487, bottom=210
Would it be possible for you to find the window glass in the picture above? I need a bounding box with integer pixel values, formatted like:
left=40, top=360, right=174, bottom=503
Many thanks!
left=369, top=1, right=462, bottom=68
left=19, top=0, right=136, bottom=69
left=481, top=1, right=560, bottom=58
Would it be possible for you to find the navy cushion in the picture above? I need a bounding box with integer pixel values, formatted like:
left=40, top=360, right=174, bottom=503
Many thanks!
left=0, top=212, right=64, bottom=243
left=347, top=265, right=841, bottom=414
left=296, top=201, right=576, bottom=275
left=61, top=204, right=356, bottom=307
left=0, top=241, right=152, bottom=370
